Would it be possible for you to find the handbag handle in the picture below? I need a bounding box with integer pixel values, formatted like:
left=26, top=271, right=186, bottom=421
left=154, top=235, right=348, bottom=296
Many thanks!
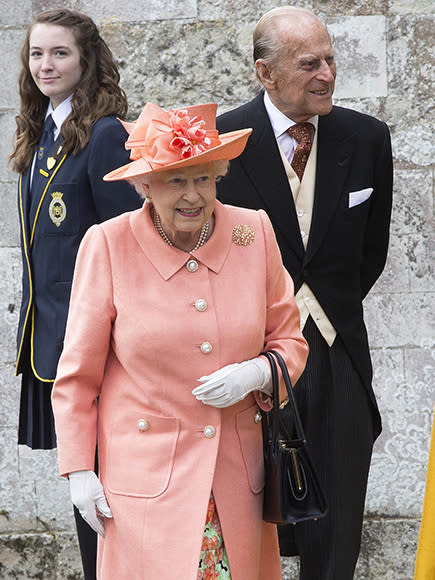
left=261, top=350, right=307, bottom=456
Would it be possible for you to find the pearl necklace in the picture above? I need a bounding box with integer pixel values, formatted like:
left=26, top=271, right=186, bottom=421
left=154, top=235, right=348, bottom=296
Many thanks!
left=153, top=210, right=209, bottom=253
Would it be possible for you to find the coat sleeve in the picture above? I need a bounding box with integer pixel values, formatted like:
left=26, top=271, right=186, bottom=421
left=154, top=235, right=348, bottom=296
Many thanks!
left=52, top=224, right=115, bottom=476
left=87, top=118, right=142, bottom=220
left=360, top=121, right=393, bottom=298
left=256, top=210, right=309, bottom=408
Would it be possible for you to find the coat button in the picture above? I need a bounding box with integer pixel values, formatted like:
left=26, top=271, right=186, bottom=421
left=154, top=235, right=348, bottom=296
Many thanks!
left=254, top=411, right=262, bottom=423
left=200, top=342, right=213, bottom=354
left=203, top=425, right=216, bottom=438
left=195, top=299, right=207, bottom=312
left=137, top=419, right=149, bottom=432
left=186, top=259, right=199, bottom=272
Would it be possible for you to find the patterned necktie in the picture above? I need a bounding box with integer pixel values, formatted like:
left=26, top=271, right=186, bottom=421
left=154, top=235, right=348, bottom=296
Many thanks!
left=287, top=122, right=315, bottom=181
left=32, top=114, right=55, bottom=191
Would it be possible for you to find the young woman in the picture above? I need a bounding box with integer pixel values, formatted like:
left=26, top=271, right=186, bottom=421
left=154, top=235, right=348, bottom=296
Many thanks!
left=9, top=9, right=141, bottom=580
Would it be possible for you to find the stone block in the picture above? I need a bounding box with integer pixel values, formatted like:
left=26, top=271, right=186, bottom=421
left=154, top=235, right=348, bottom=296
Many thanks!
left=0, top=0, right=31, bottom=26
left=0, top=531, right=82, bottom=580
left=0, top=427, right=37, bottom=534
left=389, top=170, right=432, bottom=236
left=371, top=234, right=409, bottom=295
left=364, top=292, right=434, bottom=349
left=0, top=181, right=20, bottom=248
left=18, top=446, right=74, bottom=530
left=281, top=555, right=299, bottom=580
left=198, top=0, right=260, bottom=22
left=356, top=518, right=418, bottom=580
left=367, top=347, right=434, bottom=515
left=102, top=20, right=259, bottom=116
left=0, top=113, right=18, bottom=182
left=89, top=0, right=196, bottom=23
left=0, top=249, right=22, bottom=364
left=0, top=364, right=20, bottom=429
left=0, top=31, right=25, bottom=109
left=391, top=0, right=435, bottom=14
left=328, top=16, right=388, bottom=99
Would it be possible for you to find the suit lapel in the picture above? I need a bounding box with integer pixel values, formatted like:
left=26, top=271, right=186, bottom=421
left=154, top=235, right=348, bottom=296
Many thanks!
left=304, top=111, right=356, bottom=264
left=238, top=94, right=305, bottom=258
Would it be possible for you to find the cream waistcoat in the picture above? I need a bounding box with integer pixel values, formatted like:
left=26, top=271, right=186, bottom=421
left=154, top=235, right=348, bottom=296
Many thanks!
left=278, top=130, right=337, bottom=347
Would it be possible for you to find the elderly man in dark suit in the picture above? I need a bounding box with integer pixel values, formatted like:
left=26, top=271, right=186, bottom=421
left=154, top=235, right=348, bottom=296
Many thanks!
left=216, top=6, right=393, bottom=580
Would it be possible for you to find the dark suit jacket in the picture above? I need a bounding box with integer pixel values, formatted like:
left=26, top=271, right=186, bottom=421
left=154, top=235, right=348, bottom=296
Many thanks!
left=217, top=93, right=393, bottom=435
left=16, top=115, right=142, bottom=381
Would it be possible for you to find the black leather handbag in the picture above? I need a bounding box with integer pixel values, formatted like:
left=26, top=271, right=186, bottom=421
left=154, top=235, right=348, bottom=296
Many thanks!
left=261, top=350, right=327, bottom=525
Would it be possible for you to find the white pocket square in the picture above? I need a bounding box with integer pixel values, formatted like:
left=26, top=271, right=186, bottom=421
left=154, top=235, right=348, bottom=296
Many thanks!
left=348, top=188, right=373, bottom=208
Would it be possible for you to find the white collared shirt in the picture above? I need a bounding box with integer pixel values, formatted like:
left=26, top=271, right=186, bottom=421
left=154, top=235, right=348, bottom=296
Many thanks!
left=47, top=93, right=73, bottom=140
left=31, top=94, right=73, bottom=186
left=263, top=91, right=318, bottom=164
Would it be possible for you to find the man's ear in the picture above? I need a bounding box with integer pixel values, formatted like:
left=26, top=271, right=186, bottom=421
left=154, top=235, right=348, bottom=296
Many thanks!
left=255, top=59, right=276, bottom=90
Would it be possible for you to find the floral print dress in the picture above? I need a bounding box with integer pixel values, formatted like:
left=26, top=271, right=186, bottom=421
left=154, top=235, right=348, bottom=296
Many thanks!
left=198, top=494, right=231, bottom=579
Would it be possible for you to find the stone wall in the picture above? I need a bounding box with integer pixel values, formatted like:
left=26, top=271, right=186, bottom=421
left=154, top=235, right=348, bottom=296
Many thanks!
left=0, top=1, right=434, bottom=578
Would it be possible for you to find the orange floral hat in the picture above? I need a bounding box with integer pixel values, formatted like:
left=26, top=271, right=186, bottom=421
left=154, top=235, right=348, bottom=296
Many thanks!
left=104, top=102, right=252, bottom=181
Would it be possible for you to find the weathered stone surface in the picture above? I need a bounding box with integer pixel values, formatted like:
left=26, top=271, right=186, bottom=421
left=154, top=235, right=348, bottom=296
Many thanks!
left=0, top=0, right=31, bottom=27
left=0, top=0, right=433, bottom=577
left=329, top=16, right=388, bottom=99
left=367, top=347, right=434, bottom=515
left=0, top=30, right=25, bottom=110
left=0, top=114, right=18, bottom=182
left=0, top=183, right=20, bottom=248
left=0, top=531, right=82, bottom=580
left=364, top=292, right=434, bottom=349
left=0, top=249, right=21, bottom=364
left=355, top=519, right=419, bottom=579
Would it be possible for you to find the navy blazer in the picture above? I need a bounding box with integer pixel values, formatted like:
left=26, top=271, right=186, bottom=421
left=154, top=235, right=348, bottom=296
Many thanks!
left=217, top=93, right=393, bottom=435
left=16, top=116, right=142, bottom=381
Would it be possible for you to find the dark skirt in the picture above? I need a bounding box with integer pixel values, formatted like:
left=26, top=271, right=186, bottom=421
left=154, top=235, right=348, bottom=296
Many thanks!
left=18, top=369, right=57, bottom=450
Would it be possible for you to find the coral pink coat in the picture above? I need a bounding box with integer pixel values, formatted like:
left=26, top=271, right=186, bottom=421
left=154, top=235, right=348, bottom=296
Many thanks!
left=52, top=201, right=308, bottom=580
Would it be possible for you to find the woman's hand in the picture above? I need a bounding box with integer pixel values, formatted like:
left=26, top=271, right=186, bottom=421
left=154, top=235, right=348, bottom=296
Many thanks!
left=68, top=470, right=112, bottom=537
left=192, top=357, right=271, bottom=408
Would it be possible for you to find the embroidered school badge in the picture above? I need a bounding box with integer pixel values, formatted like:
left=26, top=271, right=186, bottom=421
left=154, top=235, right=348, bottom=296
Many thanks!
left=49, top=192, right=67, bottom=227
left=47, top=157, right=56, bottom=170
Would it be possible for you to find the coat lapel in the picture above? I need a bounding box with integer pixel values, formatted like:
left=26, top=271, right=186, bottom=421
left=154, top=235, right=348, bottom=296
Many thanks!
left=304, top=111, right=356, bottom=264
left=238, top=94, right=305, bottom=258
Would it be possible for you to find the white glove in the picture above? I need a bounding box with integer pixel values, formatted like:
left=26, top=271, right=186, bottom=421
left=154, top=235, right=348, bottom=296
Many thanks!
left=192, top=357, right=271, bottom=408
left=69, top=470, right=112, bottom=537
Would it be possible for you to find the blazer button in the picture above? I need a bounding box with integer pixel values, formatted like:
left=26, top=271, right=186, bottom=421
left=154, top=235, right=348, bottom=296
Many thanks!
left=137, top=419, right=149, bottom=432
left=186, top=259, right=199, bottom=272
left=195, top=299, right=208, bottom=312
left=203, top=425, right=216, bottom=438
left=254, top=411, right=262, bottom=424
left=200, top=342, right=213, bottom=354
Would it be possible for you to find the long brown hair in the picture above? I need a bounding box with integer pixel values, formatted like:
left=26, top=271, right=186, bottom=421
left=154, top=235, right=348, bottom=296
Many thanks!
left=10, top=9, right=128, bottom=173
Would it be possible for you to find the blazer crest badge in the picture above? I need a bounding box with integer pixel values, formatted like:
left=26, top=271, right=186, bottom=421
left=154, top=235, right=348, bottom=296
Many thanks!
left=49, top=191, right=67, bottom=227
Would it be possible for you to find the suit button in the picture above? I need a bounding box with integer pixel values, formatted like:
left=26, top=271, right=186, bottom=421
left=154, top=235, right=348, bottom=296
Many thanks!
left=195, top=299, right=207, bottom=312
left=303, top=268, right=309, bottom=277
left=186, top=259, right=199, bottom=272
left=203, top=425, right=216, bottom=438
left=137, top=419, right=149, bottom=432
left=200, top=342, right=213, bottom=354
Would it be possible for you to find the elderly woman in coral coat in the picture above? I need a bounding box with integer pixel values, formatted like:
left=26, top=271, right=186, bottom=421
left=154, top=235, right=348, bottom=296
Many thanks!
left=52, top=101, right=308, bottom=580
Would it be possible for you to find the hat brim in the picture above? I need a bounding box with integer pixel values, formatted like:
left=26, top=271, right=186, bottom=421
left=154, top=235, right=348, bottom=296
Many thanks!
left=104, top=128, right=252, bottom=182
